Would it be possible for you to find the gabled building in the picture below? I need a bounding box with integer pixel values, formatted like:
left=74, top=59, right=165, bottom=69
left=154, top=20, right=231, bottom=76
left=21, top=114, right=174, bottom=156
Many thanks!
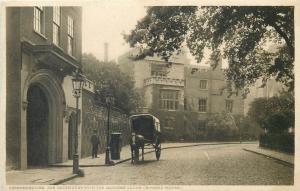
left=6, top=6, right=82, bottom=170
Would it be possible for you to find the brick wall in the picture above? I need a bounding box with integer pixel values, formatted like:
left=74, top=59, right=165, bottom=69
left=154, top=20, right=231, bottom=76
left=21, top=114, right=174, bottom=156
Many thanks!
left=81, top=90, right=130, bottom=158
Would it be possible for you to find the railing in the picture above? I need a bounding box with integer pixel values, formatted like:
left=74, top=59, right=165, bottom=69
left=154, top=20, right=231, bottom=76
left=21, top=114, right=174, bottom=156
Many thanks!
left=144, top=76, right=184, bottom=86
left=83, top=79, right=94, bottom=93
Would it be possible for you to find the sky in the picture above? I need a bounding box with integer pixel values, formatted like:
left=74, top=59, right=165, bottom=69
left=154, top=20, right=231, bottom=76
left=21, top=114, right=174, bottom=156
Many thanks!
left=82, top=3, right=147, bottom=62
left=81, top=3, right=226, bottom=68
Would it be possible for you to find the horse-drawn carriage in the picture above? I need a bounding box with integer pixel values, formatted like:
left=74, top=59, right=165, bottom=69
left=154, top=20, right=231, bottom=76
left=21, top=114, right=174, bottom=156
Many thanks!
left=129, top=114, right=161, bottom=164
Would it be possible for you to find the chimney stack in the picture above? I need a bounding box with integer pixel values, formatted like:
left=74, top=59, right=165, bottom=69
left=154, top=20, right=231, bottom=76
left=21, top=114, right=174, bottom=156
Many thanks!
left=104, top=42, right=108, bottom=62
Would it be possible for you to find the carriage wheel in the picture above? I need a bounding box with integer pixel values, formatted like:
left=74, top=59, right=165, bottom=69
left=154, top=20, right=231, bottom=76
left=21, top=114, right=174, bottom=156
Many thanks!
left=155, top=144, right=161, bottom=160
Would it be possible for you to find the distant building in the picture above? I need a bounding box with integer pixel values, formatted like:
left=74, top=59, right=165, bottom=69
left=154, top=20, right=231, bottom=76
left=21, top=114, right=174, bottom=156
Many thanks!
left=118, top=49, right=244, bottom=140
left=183, top=64, right=244, bottom=140
left=244, top=78, right=286, bottom=115
left=6, top=6, right=82, bottom=170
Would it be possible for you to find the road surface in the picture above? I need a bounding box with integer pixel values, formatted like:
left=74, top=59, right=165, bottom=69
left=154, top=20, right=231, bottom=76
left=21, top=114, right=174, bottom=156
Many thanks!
left=63, top=143, right=293, bottom=185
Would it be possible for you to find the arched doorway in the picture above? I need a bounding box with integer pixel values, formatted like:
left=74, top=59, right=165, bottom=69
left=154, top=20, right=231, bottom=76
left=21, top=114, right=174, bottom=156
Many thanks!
left=22, top=69, right=66, bottom=168
left=27, top=85, right=49, bottom=166
left=68, top=112, right=76, bottom=160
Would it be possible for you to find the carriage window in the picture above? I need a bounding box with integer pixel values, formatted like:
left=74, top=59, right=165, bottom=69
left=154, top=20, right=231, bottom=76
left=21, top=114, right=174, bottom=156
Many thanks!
left=159, top=89, right=179, bottom=110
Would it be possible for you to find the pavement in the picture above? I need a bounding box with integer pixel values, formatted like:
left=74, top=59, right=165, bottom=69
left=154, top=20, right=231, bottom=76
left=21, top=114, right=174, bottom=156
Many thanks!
left=5, top=141, right=294, bottom=185
left=5, top=167, right=78, bottom=185
left=242, top=144, right=294, bottom=166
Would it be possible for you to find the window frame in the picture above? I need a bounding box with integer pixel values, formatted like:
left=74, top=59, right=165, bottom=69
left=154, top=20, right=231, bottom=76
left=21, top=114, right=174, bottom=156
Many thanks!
left=33, top=6, right=45, bottom=35
left=67, top=16, right=74, bottom=56
left=199, top=79, right=208, bottom=90
left=198, top=98, right=207, bottom=113
left=159, top=89, right=179, bottom=111
left=52, top=6, right=61, bottom=46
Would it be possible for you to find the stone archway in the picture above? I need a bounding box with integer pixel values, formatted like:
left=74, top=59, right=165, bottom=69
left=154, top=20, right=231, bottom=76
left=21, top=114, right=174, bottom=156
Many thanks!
left=22, top=69, right=66, bottom=167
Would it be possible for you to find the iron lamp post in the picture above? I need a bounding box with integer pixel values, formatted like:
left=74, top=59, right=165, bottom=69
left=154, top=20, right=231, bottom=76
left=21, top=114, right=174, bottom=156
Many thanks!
left=105, top=92, right=115, bottom=165
left=71, top=70, right=84, bottom=174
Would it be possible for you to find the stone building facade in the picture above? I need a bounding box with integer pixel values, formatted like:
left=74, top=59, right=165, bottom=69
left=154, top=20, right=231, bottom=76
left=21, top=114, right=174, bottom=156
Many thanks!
left=6, top=7, right=131, bottom=170
left=118, top=50, right=187, bottom=140
left=118, top=50, right=245, bottom=141
left=6, top=6, right=83, bottom=170
left=183, top=64, right=244, bottom=140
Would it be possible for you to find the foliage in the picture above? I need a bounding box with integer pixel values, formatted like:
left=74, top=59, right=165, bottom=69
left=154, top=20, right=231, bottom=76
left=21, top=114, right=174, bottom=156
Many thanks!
left=239, top=116, right=262, bottom=140
left=248, top=91, right=294, bottom=133
left=125, top=6, right=294, bottom=93
left=205, top=112, right=239, bottom=139
left=260, top=133, right=294, bottom=153
left=82, top=53, right=141, bottom=114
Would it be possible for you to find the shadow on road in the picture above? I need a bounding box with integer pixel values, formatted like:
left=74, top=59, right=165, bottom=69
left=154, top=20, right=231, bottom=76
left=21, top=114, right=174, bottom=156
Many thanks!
left=135, top=160, right=158, bottom=165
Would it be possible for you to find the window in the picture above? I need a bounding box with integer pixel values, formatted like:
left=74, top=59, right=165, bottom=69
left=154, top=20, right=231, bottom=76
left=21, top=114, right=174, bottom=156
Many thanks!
left=53, top=7, right=60, bottom=45
left=151, top=64, right=167, bottom=77
left=184, top=98, right=187, bottom=110
left=151, top=71, right=167, bottom=77
left=226, top=100, right=233, bottom=113
left=198, top=98, right=207, bottom=112
left=67, top=16, right=74, bottom=55
left=159, top=90, right=179, bottom=110
left=33, top=6, right=44, bottom=34
left=200, top=80, right=208, bottom=89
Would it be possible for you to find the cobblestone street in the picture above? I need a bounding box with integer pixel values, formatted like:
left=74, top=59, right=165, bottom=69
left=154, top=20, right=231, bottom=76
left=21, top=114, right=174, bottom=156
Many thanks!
left=63, top=143, right=294, bottom=185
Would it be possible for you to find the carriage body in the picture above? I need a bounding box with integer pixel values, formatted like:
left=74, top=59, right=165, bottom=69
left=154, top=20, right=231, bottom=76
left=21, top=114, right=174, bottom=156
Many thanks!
left=129, top=114, right=161, bottom=163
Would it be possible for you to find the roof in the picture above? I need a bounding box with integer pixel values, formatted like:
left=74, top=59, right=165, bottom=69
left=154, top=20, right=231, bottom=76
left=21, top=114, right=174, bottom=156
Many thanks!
left=129, top=113, right=161, bottom=132
left=129, top=113, right=160, bottom=123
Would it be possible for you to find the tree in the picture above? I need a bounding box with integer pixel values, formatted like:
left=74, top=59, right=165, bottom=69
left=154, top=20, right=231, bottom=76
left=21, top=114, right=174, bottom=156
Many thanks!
left=205, top=112, right=239, bottom=140
left=247, top=91, right=294, bottom=133
left=125, top=6, right=294, bottom=93
left=82, top=53, right=141, bottom=114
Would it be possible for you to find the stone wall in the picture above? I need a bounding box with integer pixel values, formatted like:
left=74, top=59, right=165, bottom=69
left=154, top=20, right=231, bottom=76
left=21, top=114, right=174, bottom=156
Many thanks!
left=81, top=90, right=130, bottom=158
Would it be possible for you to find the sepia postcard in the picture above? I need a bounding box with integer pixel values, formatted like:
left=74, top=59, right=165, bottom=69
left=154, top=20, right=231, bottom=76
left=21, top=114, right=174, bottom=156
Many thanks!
left=0, top=0, right=299, bottom=191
